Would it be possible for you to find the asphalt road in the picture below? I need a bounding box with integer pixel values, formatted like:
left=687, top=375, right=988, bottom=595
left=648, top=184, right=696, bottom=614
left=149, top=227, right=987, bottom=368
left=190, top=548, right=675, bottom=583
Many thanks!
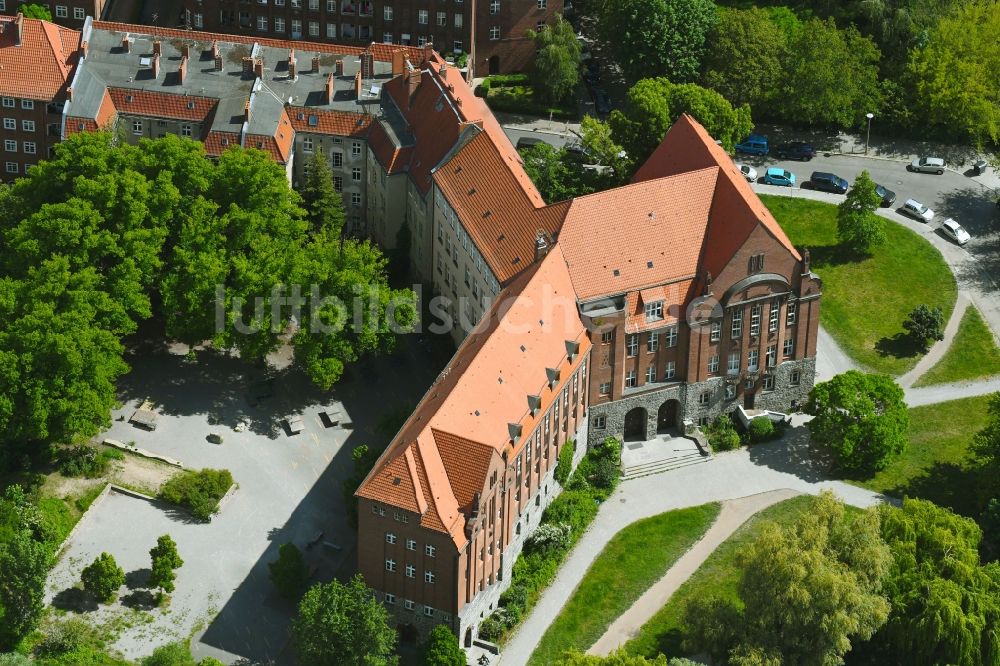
left=502, top=126, right=576, bottom=150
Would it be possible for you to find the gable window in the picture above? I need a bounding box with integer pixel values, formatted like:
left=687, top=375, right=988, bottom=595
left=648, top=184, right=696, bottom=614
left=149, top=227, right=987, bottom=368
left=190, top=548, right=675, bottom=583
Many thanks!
left=55, top=5, right=67, bottom=17
left=73, top=6, right=84, bottom=18
left=750, top=304, right=762, bottom=336
left=787, top=301, right=797, bottom=326
left=644, top=300, right=663, bottom=321
left=769, top=299, right=780, bottom=332
left=749, top=253, right=765, bottom=273
left=646, top=331, right=658, bottom=353
left=731, top=309, right=743, bottom=339
left=626, top=334, right=638, bottom=357
left=181, top=124, right=192, bottom=137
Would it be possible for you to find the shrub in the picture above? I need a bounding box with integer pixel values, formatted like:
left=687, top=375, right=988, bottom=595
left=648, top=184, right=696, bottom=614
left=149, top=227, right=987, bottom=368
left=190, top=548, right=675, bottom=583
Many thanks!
left=478, top=615, right=504, bottom=641
left=543, top=490, right=599, bottom=533
left=34, top=619, right=95, bottom=657
left=268, top=542, right=309, bottom=600
left=81, top=552, right=125, bottom=603
left=554, top=439, right=575, bottom=485
left=141, top=642, right=197, bottom=666
left=704, top=415, right=741, bottom=452
left=57, top=446, right=118, bottom=478
left=747, top=417, right=775, bottom=443
left=525, top=523, right=572, bottom=556
left=477, top=79, right=492, bottom=97
left=592, top=456, right=620, bottom=490
left=486, top=73, right=531, bottom=87
left=421, top=624, right=465, bottom=666
left=159, top=469, right=233, bottom=520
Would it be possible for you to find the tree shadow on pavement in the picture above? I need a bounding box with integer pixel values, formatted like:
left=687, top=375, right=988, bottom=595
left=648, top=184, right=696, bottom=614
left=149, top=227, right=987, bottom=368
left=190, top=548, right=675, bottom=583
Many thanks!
left=747, top=422, right=833, bottom=484
left=50, top=587, right=98, bottom=613
left=121, top=589, right=159, bottom=611
left=125, top=568, right=150, bottom=590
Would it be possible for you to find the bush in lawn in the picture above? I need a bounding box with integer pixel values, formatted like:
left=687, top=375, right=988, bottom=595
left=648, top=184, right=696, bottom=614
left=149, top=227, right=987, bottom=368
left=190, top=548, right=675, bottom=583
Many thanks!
left=543, top=490, right=599, bottom=533
left=747, top=417, right=775, bottom=443
left=525, top=522, right=572, bottom=556
left=141, top=641, right=223, bottom=666
left=34, top=619, right=93, bottom=657
left=57, top=446, right=119, bottom=478
left=554, top=439, right=575, bottom=485
left=81, top=552, right=125, bottom=603
left=704, top=415, right=741, bottom=451
left=592, top=456, right=620, bottom=491
left=268, top=542, right=310, bottom=600
left=159, top=469, right=233, bottom=520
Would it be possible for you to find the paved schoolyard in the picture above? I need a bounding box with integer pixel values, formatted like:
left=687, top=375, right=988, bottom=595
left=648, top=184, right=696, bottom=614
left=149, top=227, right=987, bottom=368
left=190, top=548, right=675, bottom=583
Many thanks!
left=45, top=334, right=449, bottom=664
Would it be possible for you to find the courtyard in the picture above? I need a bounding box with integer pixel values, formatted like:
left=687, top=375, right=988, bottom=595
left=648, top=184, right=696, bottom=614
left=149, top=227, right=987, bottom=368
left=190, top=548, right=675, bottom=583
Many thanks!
left=44, top=333, right=449, bottom=664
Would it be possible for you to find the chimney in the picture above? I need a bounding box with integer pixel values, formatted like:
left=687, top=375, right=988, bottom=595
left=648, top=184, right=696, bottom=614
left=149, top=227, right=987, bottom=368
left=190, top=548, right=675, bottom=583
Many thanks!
left=242, top=56, right=253, bottom=77
left=311, top=54, right=320, bottom=73
left=253, top=57, right=264, bottom=79
left=439, top=61, right=447, bottom=76
left=13, top=12, right=22, bottom=47
left=353, top=71, right=361, bottom=99
left=181, top=43, right=190, bottom=59
left=360, top=51, right=374, bottom=78
left=66, top=87, right=73, bottom=102
left=334, top=59, right=344, bottom=76
left=326, top=73, right=335, bottom=104
left=122, top=35, right=131, bottom=53
left=81, top=40, right=88, bottom=59
left=287, top=49, right=296, bottom=79
left=243, top=98, right=251, bottom=123
left=391, top=48, right=405, bottom=77
left=211, top=41, right=220, bottom=59
left=152, top=52, right=161, bottom=78
left=423, top=42, right=433, bottom=64
left=407, top=65, right=419, bottom=107
left=214, top=53, right=223, bottom=71
left=178, top=55, right=188, bottom=84
left=152, top=40, right=161, bottom=57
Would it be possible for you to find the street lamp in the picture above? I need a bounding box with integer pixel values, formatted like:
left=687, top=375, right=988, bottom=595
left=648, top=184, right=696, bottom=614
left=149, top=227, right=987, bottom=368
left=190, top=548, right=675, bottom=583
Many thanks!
left=865, top=113, right=874, bottom=155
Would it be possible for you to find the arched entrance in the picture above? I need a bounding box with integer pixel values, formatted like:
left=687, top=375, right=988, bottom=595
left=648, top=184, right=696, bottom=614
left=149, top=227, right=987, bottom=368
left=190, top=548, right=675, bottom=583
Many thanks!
left=623, top=407, right=647, bottom=441
left=488, top=55, right=500, bottom=75
left=398, top=623, right=419, bottom=643
left=657, top=400, right=679, bottom=433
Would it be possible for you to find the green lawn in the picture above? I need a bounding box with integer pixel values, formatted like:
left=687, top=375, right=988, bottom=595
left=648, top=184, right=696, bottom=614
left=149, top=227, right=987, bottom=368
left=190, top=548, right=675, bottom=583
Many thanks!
left=915, top=306, right=1000, bottom=386
left=623, top=496, right=815, bottom=660
left=527, top=503, right=721, bottom=666
left=850, top=395, right=992, bottom=517
left=486, top=86, right=578, bottom=120
left=761, top=195, right=957, bottom=375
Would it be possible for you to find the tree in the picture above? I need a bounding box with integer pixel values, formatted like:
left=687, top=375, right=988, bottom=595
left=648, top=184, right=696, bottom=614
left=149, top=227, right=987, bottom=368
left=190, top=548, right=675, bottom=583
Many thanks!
left=687, top=492, right=891, bottom=665
left=0, top=529, right=50, bottom=649
left=780, top=18, right=882, bottom=128
left=81, top=552, right=125, bottom=603
left=902, top=304, right=945, bottom=351
left=806, top=370, right=908, bottom=472
left=701, top=8, right=786, bottom=114
left=530, top=17, right=581, bottom=105
left=907, top=1, right=1000, bottom=145
left=973, top=392, right=1000, bottom=478
left=836, top=170, right=885, bottom=255
left=518, top=143, right=596, bottom=204
left=142, top=641, right=225, bottom=666
left=301, top=149, right=346, bottom=236
left=149, top=535, right=183, bottom=599
left=17, top=3, right=51, bottom=19
left=578, top=116, right=628, bottom=186
left=420, top=624, right=465, bottom=666
left=862, top=498, right=1000, bottom=666
left=268, top=543, right=309, bottom=600
left=609, top=78, right=752, bottom=168
left=291, top=575, right=398, bottom=666
left=597, top=0, right=716, bottom=83
left=555, top=651, right=671, bottom=665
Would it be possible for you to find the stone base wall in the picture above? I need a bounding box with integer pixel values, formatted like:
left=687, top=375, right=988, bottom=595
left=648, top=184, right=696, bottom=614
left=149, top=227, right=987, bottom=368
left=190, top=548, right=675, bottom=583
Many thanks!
left=586, top=382, right=687, bottom=448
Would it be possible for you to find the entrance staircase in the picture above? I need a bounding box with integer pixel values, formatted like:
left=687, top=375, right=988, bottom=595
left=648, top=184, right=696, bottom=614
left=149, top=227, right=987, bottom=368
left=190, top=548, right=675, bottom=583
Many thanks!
left=620, top=432, right=713, bottom=481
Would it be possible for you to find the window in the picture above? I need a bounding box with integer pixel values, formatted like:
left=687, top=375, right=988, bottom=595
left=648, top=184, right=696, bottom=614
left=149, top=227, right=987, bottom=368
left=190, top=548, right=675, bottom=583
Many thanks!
left=664, top=360, right=676, bottom=380
left=406, top=538, right=416, bottom=551
left=405, top=564, right=415, bottom=578
left=489, top=0, right=498, bottom=12
left=644, top=301, right=663, bottom=320
left=731, top=309, right=743, bottom=338
left=769, top=300, right=780, bottom=332
left=489, top=25, right=500, bottom=39
left=23, top=142, right=34, bottom=155
left=417, top=35, right=427, bottom=46
left=707, top=355, right=719, bottom=374
left=302, top=137, right=313, bottom=152
left=194, top=12, right=203, bottom=27
left=698, top=391, right=710, bottom=405
left=404, top=599, right=415, bottom=610
left=55, top=5, right=67, bottom=17
left=745, top=377, right=755, bottom=390
left=291, top=18, right=301, bottom=34
left=394, top=511, right=408, bottom=523
left=73, top=6, right=85, bottom=18
left=593, top=415, right=606, bottom=429
left=748, top=349, right=759, bottom=372
left=786, top=301, right=797, bottom=326
left=309, top=0, right=318, bottom=7
left=132, top=120, right=143, bottom=135
left=333, top=176, right=343, bottom=191
left=352, top=166, right=361, bottom=181
left=601, top=330, right=612, bottom=344
left=385, top=532, right=396, bottom=544
left=647, top=332, right=658, bottom=353
left=537, top=0, right=546, bottom=7
left=309, top=20, right=319, bottom=36
left=784, top=338, right=795, bottom=357
left=257, top=14, right=268, bottom=30
left=425, top=544, right=436, bottom=557
left=418, top=9, right=428, bottom=23
left=725, top=384, right=736, bottom=400
left=384, top=592, right=395, bottom=604
left=181, top=124, right=192, bottom=137
left=599, top=381, right=611, bottom=395
left=624, top=369, right=637, bottom=388
left=327, top=0, right=334, bottom=8
left=331, top=151, right=343, bottom=168
left=424, top=571, right=435, bottom=583
left=1, top=98, right=12, bottom=108
left=351, top=192, right=361, bottom=206
left=645, top=365, right=655, bottom=383
left=384, top=5, right=392, bottom=19
left=454, top=13, right=462, bottom=27
left=749, top=252, right=765, bottom=273
left=0, top=1, right=5, bottom=10
left=423, top=606, right=434, bottom=617
left=352, top=141, right=362, bottom=155
left=436, top=11, right=446, bottom=25
left=626, top=334, right=638, bottom=357
left=750, top=305, right=762, bottom=336
left=2, top=119, right=12, bottom=130
left=766, top=344, right=776, bottom=367
left=371, top=503, right=384, bottom=515
left=728, top=352, right=740, bottom=375
left=763, top=375, right=775, bottom=391
left=385, top=558, right=396, bottom=572
left=325, top=23, right=334, bottom=37
left=791, top=370, right=801, bottom=385
left=3, top=139, right=15, bottom=152
left=665, top=325, right=677, bottom=347
left=710, top=321, right=721, bottom=342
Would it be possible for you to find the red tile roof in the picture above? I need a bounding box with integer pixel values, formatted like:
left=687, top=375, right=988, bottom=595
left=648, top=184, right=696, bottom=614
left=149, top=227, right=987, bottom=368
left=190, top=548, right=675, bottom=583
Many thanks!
left=203, top=130, right=240, bottom=156
left=0, top=15, right=77, bottom=100
left=367, top=119, right=410, bottom=174
left=432, top=429, right=498, bottom=511
left=108, top=88, right=217, bottom=122
left=65, top=88, right=117, bottom=136
left=288, top=107, right=371, bottom=136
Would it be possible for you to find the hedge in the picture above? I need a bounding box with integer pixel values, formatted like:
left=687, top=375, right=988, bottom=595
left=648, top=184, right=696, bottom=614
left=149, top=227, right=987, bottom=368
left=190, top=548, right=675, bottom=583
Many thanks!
left=159, top=469, right=233, bottom=521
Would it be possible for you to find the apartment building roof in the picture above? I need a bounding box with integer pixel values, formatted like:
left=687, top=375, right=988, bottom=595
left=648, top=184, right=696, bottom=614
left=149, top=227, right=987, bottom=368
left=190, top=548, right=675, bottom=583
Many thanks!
left=0, top=14, right=78, bottom=101
left=357, top=246, right=589, bottom=548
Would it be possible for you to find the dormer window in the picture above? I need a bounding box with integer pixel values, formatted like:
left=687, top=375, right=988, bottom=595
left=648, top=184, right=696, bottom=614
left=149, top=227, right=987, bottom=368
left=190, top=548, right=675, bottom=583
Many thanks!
left=644, top=300, right=663, bottom=321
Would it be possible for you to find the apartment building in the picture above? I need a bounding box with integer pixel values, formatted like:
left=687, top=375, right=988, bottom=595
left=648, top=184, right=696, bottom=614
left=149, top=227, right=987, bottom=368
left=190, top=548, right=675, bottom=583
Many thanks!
left=179, top=0, right=561, bottom=74
left=0, top=0, right=103, bottom=29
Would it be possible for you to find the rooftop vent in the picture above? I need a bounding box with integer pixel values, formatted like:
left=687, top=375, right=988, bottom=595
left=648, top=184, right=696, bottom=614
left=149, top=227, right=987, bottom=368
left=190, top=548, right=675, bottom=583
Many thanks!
left=498, top=233, right=505, bottom=241
left=468, top=187, right=476, bottom=195
left=308, top=115, right=318, bottom=126
left=647, top=261, right=653, bottom=268
left=186, top=100, right=195, bottom=109
left=482, top=210, right=491, bottom=218
left=519, top=345, right=526, bottom=352
left=474, top=410, right=480, bottom=416
left=613, top=269, right=620, bottom=277
left=392, top=477, right=401, bottom=486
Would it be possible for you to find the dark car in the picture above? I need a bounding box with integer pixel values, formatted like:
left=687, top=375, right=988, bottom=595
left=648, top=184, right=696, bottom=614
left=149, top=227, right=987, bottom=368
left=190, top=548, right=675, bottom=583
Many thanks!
left=593, top=89, right=611, bottom=115
left=807, top=171, right=849, bottom=194
left=774, top=142, right=817, bottom=161
left=874, top=183, right=896, bottom=207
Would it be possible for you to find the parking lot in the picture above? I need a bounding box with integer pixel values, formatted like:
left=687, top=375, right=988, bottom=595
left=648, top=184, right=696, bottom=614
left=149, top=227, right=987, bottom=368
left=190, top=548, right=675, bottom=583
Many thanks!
left=45, top=334, right=449, bottom=664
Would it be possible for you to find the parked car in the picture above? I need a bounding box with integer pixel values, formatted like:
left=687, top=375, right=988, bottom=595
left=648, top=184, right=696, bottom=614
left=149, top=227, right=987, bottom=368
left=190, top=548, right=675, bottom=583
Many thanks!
left=735, top=134, right=769, bottom=156
left=593, top=89, right=611, bottom=115
left=874, top=183, right=897, bottom=207
left=763, top=168, right=795, bottom=187
left=939, top=218, right=971, bottom=245
left=908, top=156, right=945, bottom=174
left=735, top=164, right=758, bottom=182
left=900, top=198, right=935, bottom=223
left=515, top=137, right=543, bottom=150
left=773, top=142, right=816, bottom=160
left=807, top=171, right=849, bottom=194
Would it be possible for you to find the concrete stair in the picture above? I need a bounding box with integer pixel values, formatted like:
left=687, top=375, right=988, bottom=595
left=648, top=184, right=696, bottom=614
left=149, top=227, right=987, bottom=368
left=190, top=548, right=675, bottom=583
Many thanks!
left=621, top=449, right=712, bottom=481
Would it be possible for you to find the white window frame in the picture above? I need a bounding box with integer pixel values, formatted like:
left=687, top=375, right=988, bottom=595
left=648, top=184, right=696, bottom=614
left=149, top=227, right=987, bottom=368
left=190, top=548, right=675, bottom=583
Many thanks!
left=73, top=6, right=85, bottom=18
left=4, top=139, right=15, bottom=152
left=598, top=381, right=610, bottom=395
left=769, top=299, right=780, bottom=332
left=352, top=141, right=362, bottom=155
left=5, top=161, right=17, bottom=173
left=405, top=564, right=415, bottom=578
left=55, top=5, right=67, bottom=17
left=710, top=321, right=721, bottom=342
left=406, top=538, right=416, bottom=551
left=646, top=331, right=658, bottom=353
left=309, top=20, right=319, bottom=36
left=385, top=558, right=396, bottom=572
left=593, top=415, right=606, bottom=429
left=784, top=338, right=794, bottom=357
left=786, top=301, right=797, bottom=326
left=425, top=544, right=436, bottom=557
left=418, top=8, right=428, bottom=23
left=731, top=309, right=743, bottom=338
left=645, top=365, right=655, bottom=383
left=2, top=118, right=13, bottom=130
left=763, top=375, right=775, bottom=391
left=454, top=13, right=462, bottom=27
left=1, top=98, right=13, bottom=108
left=132, top=120, right=143, bottom=135
left=404, top=599, right=415, bottom=610
left=728, top=352, right=740, bottom=375
left=624, top=369, right=637, bottom=388
left=707, top=355, right=719, bottom=374
left=725, top=384, right=737, bottom=400
left=383, top=5, right=392, bottom=19
left=664, top=360, right=676, bottom=380
left=424, top=571, right=435, bottom=583
left=665, top=325, right=677, bottom=347
left=23, top=141, right=35, bottom=155
left=750, top=304, right=762, bottom=337
left=489, top=25, right=500, bottom=40
left=748, top=349, right=759, bottom=372
left=644, top=301, right=663, bottom=320
left=626, top=334, right=638, bottom=357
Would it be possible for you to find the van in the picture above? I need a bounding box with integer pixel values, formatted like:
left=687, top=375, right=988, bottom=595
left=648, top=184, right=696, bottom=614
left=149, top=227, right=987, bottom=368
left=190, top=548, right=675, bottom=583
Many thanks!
left=735, top=134, right=768, bottom=156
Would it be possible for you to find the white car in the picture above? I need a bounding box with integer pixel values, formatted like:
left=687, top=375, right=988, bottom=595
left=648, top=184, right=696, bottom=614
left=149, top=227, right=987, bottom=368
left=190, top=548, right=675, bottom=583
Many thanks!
left=940, top=218, right=971, bottom=245
left=908, top=156, right=945, bottom=174
left=735, top=164, right=757, bottom=182
left=901, top=198, right=935, bottom=223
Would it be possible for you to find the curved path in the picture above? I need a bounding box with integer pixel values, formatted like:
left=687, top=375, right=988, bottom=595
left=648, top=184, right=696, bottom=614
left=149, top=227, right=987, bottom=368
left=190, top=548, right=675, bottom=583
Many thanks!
left=588, top=488, right=800, bottom=656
